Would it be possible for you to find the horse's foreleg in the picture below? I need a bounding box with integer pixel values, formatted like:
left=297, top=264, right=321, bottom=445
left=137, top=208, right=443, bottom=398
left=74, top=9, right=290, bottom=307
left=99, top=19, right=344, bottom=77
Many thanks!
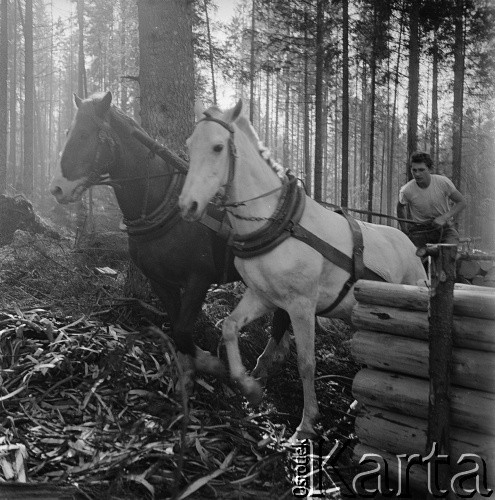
left=251, top=308, right=291, bottom=385
left=222, top=288, right=275, bottom=404
left=178, top=275, right=226, bottom=378
left=289, top=306, right=320, bottom=442
left=150, top=281, right=197, bottom=392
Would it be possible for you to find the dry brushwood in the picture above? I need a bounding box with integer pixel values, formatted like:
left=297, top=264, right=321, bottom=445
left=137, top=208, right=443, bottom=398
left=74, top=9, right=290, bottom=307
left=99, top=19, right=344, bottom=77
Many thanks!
left=0, top=309, right=315, bottom=499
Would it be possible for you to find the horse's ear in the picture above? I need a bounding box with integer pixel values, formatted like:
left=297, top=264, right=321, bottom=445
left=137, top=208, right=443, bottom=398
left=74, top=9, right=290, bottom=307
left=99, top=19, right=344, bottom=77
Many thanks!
left=74, top=94, right=82, bottom=108
left=194, top=100, right=205, bottom=121
left=95, top=91, right=112, bottom=117
left=225, top=100, right=243, bottom=123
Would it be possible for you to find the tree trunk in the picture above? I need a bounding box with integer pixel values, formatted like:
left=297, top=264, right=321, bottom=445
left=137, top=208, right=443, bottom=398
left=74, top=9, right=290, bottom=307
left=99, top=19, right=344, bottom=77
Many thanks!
left=303, top=14, right=311, bottom=196
left=388, top=16, right=403, bottom=219
left=120, top=0, right=128, bottom=111
left=283, top=66, right=290, bottom=168
left=341, top=0, right=349, bottom=208
left=367, top=3, right=377, bottom=222
left=22, top=0, right=34, bottom=197
left=0, top=0, right=7, bottom=193
left=132, top=0, right=194, bottom=298
left=360, top=60, right=367, bottom=207
left=204, top=0, right=216, bottom=105
left=406, top=0, right=420, bottom=181
left=430, top=31, right=439, bottom=168
left=137, top=0, right=194, bottom=152
left=249, top=0, right=256, bottom=123
left=313, top=0, right=324, bottom=202
left=452, top=0, right=464, bottom=189
left=264, top=70, right=270, bottom=145
left=8, top=1, right=17, bottom=189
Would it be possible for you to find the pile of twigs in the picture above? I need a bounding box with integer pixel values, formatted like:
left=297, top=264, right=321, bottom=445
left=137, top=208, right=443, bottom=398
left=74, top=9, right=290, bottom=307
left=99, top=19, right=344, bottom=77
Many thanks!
left=0, top=308, right=297, bottom=499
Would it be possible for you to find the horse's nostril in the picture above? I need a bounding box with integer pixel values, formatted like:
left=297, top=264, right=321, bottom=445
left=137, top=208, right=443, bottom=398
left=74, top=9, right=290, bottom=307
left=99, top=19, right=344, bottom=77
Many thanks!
left=190, top=201, right=198, bottom=214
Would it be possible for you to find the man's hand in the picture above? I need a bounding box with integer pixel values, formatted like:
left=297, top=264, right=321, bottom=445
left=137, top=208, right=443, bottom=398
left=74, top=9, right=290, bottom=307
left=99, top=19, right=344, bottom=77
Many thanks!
left=432, top=215, right=448, bottom=228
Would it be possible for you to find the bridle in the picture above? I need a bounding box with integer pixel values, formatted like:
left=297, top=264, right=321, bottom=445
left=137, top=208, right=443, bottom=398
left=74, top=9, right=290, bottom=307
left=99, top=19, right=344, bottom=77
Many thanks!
left=71, top=110, right=120, bottom=188
left=196, top=113, right=237, bottom=207
left=195, top=113, right=289, bottom=212
left=69, top=105, right=184, bottom=230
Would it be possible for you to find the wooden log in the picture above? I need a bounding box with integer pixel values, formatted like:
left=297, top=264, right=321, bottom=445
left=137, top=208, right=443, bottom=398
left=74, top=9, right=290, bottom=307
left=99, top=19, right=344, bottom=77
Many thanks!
left=351, top=303, right=495, bottom=352
left=352, top=369, right=495, bottom=435
left=353, top=444, right=492, bottom=499
left=351, top=330, right=495, bottom=393
left=458, top=259, right=481, bottom=280
left=472, top=275, right=486, bottom=286
left=479, top=261, right=494, bottom=273
left=485, top=267, right=495, bottom=281
left=353, top=280, right=495, bottom=319
left=355, top=407, right=495, bottom=485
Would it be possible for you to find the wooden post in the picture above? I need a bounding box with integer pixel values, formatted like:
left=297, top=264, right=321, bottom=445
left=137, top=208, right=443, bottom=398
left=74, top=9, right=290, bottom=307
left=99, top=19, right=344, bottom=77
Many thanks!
left=426, top=244, right=457, bottom=499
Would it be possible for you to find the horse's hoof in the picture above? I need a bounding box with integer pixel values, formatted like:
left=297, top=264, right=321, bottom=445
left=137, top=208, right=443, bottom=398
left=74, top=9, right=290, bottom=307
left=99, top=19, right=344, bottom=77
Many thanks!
left=175, top=370, right=195, bottom=396
left=289, top=428, right=318, bottom=444
left=251, top=373, right=268, bottom=389
left=241, top=377, right=263, bottom=406
left=194, top=350, right=228, bottom=378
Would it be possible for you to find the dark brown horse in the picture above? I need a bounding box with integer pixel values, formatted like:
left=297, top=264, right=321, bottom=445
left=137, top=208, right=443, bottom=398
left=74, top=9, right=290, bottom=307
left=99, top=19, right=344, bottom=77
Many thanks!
left=50, top=91, right=290, bottom=388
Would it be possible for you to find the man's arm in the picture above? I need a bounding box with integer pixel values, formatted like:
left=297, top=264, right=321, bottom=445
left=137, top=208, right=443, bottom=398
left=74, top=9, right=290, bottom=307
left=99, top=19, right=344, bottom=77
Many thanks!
left=396, top=202, right=410, bottom=234
left=433, top=189, right=467, bottom=228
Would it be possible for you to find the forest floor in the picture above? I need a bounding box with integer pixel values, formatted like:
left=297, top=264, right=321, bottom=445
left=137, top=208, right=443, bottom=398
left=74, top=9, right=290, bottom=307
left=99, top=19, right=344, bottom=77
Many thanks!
left=0, top=228, right=364, bottom=499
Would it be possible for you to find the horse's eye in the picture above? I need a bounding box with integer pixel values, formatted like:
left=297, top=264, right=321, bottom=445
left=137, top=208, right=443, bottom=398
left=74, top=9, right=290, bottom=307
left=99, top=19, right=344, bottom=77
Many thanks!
left=65, top=129, right=70, bottom=136
left=213, top=144, right=224, bottom=153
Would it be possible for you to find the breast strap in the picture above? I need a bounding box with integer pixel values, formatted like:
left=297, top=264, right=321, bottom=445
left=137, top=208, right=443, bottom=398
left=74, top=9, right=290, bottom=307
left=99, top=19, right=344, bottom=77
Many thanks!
left=229, top=180, right=383, bottom=314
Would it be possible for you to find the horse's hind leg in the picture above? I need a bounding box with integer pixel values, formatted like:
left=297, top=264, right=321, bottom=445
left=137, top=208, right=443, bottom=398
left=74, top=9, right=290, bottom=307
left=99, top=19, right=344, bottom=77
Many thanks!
left=251, top=308, right=291, bottom=385
left=288, top=304, right=320, bottom=442
left=222, top=288, right=275, bottom=404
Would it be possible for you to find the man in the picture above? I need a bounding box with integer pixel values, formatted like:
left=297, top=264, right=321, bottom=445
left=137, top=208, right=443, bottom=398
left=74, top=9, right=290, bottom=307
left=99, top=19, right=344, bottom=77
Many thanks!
left=397, top=151, right=466, bottom=250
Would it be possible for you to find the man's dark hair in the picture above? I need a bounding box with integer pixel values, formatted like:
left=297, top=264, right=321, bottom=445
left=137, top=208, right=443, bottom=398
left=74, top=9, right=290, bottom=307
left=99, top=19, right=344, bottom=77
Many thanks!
left=410, top=151, right=433, bottom=170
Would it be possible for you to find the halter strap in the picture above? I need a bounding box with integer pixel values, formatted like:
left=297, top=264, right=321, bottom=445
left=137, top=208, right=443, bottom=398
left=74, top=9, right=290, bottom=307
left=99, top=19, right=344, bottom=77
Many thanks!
left=196, top=113, right=237, bottom=206
left=197, top=114, right=235, bottom=133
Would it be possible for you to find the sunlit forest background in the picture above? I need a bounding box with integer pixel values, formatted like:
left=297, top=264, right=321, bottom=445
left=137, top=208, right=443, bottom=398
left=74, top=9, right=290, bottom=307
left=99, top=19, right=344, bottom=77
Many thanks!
left=0, top=0, right=494, bottom=247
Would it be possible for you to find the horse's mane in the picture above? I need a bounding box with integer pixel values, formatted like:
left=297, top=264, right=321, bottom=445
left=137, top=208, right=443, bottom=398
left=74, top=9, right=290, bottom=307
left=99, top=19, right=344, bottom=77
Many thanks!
left=87, top=92, right=147, bottom=137
left=235, top=115, right=286, bottom=180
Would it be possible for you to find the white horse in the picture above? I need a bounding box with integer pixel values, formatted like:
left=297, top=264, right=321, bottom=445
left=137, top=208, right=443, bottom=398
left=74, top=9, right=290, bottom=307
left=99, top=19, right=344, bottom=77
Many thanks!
left=178, top=101, right=426, bottom=441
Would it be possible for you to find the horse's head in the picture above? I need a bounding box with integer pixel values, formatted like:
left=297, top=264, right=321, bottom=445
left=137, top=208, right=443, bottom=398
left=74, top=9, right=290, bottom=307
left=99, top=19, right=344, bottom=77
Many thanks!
left=179, top=100, right=243, bottom=221
left=50, top=91, right=117, bottom=204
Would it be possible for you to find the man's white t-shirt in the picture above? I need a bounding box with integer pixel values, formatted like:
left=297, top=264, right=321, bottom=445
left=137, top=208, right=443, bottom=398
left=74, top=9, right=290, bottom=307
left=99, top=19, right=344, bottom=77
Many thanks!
left=398, top=174, right=456, bottom=224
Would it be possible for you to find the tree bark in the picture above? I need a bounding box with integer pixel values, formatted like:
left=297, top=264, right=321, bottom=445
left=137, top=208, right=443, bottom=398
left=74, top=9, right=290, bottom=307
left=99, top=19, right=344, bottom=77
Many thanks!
left=249, top=0, right=256, bottom=123
left=452, top=0, right=464, bottom=189
left=204, top=0, right=217, bottom=105
left=22, top=0, right=34, bottom=197
left=8, top=1, right=17, bottom=188
left=303, top=13, right=311, bottom=196
left=341, top=0, right=349, bottom=207
left=367, top=3, right=377, bottom=222
left=137, top=0, right=194, bottom=152
left=406, top=0, right=420, bottom=181
left=0, top=0, right=7, bottom=193
left=313, top=0, right=324, bottom=202
left=430, top=31, right=439, bottom=168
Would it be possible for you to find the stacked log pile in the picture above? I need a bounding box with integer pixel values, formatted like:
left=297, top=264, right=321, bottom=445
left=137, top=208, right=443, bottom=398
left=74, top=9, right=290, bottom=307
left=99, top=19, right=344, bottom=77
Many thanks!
left=457, top=257, right=495, bottom=287
left=350, top=280, right=495, bottom=496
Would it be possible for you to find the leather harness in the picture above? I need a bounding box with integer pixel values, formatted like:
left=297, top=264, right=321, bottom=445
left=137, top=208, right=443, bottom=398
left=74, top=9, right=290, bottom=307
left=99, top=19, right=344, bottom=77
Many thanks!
left=195, top=115, right=384, bottom=315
